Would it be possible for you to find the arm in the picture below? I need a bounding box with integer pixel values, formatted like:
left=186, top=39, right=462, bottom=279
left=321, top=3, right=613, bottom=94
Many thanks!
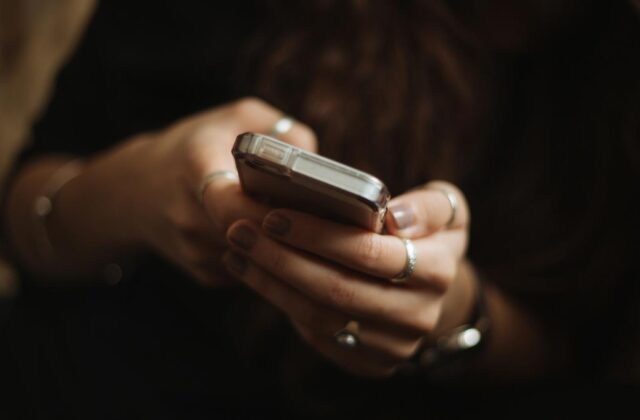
left=3, top=140, right=149, bottom=278
left=221, top=181, right=573, bottom=381
left=2, top=98, right=317, bottom=283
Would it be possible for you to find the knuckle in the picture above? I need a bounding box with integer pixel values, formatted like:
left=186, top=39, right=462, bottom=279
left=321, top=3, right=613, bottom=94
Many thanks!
left=182, top=140, right=202, bottom=171
left=354, top=234, right=384, bottom=269
left=293, top=124, right=318, bottom=150
left=190, top=122, right=218, bottom=143
left=268, top=249, right=289, bottom=275
left=213, top=208, right=234, bottom=233
left=207, top=189, right=242, bottom=232
left=406, top=307, right=437, bottom=335
left=432, top=255, right=457, bottom=291
left=179, top=241, right=210, bottom=267
left=442, top=257, right=458, bottom=286
left=421, top=245, right=455, bottom=291
left=181, top=130, right=219, bottom=174
left=167, top=205, right=195, bottom=233
left=232, top=96, right=266, bottom=117
left=325, top=279, right=356, bottom=308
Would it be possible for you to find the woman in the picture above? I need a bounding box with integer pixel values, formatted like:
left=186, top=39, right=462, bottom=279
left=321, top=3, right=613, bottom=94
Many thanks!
left=2, top=0, right=638, bottom=417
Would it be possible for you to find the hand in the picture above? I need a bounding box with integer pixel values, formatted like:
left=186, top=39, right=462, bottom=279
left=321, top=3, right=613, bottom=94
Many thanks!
left=118, top=97, right=317, bottom=286
left=223, top=180, right=475, bottom=377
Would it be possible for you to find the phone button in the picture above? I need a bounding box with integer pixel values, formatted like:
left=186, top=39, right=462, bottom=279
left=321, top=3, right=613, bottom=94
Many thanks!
left=257, top=142, right=290, bottom=164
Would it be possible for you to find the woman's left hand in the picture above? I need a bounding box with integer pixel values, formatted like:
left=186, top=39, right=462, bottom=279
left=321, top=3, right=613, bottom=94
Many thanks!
left=223, top=181, right=475, bottom=377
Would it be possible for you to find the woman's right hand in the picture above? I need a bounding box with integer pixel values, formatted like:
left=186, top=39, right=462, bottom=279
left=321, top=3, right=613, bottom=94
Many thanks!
left=110, top=97, right=317, bottom=286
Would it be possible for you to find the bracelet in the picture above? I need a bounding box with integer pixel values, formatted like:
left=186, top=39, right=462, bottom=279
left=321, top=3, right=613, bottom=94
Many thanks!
left=33, top=159, right=84, bottom=261
left=409, top=276, right=490, bottom=379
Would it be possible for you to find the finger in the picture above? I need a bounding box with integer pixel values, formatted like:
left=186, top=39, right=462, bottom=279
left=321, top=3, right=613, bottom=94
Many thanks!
left=385, top=180, right=470, bottom=238
left=271, top=120, right=318, bottom=153
left=292, top=321, right=398, bottom=378
left=184, top=97, right=318, bottom=181
left=222, top=251, right=420, bottom=366
left=262, top=209, right=465, bottom=284
left=226, top=97, right=317, bottom=152
left=263, top=209, right=405, bottom=278
left=203, top=181, right=272, bottom=232
left=226, top=221, right=442, bottom=334
left=223, top=249, right=395, bottom=372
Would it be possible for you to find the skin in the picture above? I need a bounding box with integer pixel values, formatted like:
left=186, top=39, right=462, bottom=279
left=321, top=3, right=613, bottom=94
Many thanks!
left=223, top=183, right=473, bottom=377
left=4, top=97, right=316, bottom=283
left=4, top=97, right=563, bottom=382
left=223, top=182, right=558, bottom=379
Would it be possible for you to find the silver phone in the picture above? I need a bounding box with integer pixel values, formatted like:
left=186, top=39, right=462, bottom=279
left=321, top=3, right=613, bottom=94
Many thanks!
left=232, top=132, right=390, bottom=232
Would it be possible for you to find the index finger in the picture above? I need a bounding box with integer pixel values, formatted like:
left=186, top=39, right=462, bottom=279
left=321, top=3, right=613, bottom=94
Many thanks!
left=224, top=97, right=318, bottom=153
left=203, top=181, right=272, bottom=231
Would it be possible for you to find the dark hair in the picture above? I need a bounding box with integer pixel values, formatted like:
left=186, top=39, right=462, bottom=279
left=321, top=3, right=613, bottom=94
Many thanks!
left=241, top=0, right=640, bottom=378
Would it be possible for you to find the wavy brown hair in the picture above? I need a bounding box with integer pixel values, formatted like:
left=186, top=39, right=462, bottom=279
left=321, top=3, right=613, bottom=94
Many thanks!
left=239, top=0, right=640, bottom=379
left=241, top=1, right=494, bottom=193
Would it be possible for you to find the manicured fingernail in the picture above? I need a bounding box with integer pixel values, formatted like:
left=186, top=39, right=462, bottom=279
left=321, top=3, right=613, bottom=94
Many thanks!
left=263, top=212, right=291, bottom=236
left=388, top=203, right=415, bottom=230
left=228, top=225, right=257, bottom=251
left=223, top=252, right=248, bottom=277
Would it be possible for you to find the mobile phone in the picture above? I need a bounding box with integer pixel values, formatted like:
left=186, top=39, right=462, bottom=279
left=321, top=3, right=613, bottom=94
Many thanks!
left=232, top=132, right=390, bottom=232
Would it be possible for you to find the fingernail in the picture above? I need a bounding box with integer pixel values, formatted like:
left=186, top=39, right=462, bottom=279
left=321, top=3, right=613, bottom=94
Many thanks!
left=228, top=225, right=257, bottom=251
left=263, top=212, right=291, bottom=236
left=223, top=252, right=248, bottom=277
left=388, top=203, right=415, bottom=230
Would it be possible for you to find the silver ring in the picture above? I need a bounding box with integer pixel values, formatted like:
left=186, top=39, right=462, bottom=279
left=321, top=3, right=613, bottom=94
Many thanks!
left=334, top=320, right=360, bottom=348
left=391, top=238, right=417, bottom=284
left=431, top=187, right=457, bottom=229
left=198, top=170, right=238, bottom=204
left=270, top=115, right=295, bottom=137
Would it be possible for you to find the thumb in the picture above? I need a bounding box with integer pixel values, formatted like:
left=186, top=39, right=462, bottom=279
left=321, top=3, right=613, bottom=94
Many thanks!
left=385, top=181, right=468, bottom=238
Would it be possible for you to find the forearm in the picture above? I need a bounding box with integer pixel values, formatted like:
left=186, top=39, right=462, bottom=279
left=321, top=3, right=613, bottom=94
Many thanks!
left=2, top=138, right=149, bottom=279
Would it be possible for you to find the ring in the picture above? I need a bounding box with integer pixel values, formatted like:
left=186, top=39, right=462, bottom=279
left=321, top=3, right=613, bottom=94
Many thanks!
left=270, top=115, right=295, bottom=137
left=429, top=187, right=457, bottom=229
left=334, top=320, right=360, bottom=348
left=198, top=170, right=238, bottom=204
left=391, top=238, right=417, bottom=284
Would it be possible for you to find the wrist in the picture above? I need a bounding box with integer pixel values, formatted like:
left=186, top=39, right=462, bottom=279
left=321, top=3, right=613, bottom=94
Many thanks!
left=433, top=259, right=478, bottom=336
left=49, top=138, right=152, bottom=266
left=405, top=260, right=490, bottom=379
